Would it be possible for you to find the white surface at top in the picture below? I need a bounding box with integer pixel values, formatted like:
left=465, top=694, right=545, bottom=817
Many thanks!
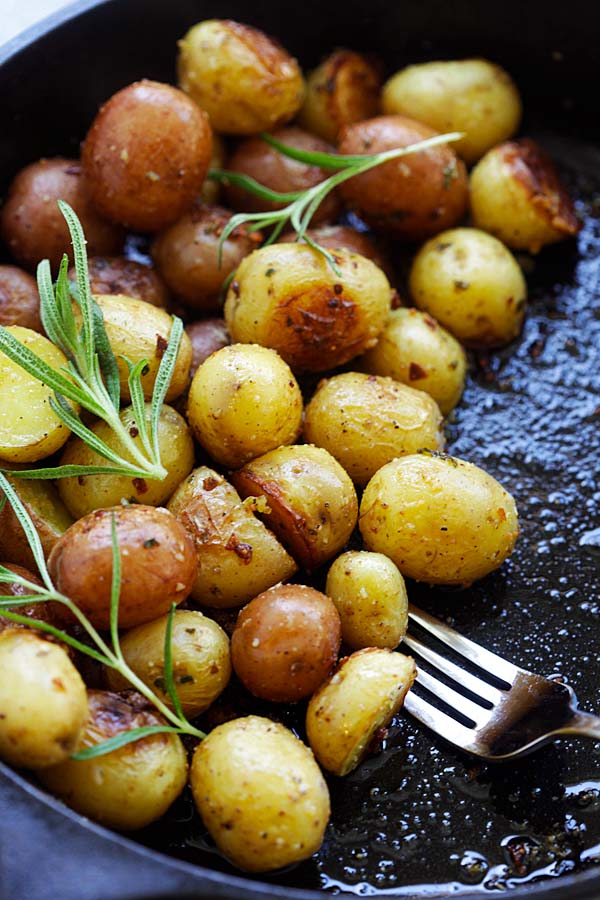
left=0, top=0, right=74, bottom=48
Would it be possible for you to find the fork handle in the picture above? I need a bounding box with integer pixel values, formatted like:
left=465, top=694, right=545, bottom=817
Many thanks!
left=562, top=710, right=600, bottom=740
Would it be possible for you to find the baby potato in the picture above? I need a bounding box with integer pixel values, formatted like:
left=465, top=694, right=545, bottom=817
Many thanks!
left=168, top=467, right=297, bottom=609
left=298, top=49, right=382, bottom=144
left=224, top=127, right=340, bottom=224
left=359, top=453, right=519, bottom=586
left=326, top=551, right=408, bottom=650
left=105, top=610, right=231, bottom=718
left=0, top=158, right=123, bottom=273
left=0, top=628, right=87, bottom=769
left=231, top=444, right=358, bottom=571
left=82, top=80, right=212, bottom=232
left=281, top=224, right=394, bottom=280
left=338, top=115, right=468, bottom=240
left=303, top=371, right=444, bottom=487
left=470, top=138, right=580, bottom=253
left=224, top=243, right=391, bottom=372
left=89, top=294, right=192, bottom=401
left=178, top=20, right=305, bottom=135
left=58, top=403, right=194, bottom=519
left=360, top=308, right=467, bottom=415
left=0, top=266, right=42, bottom=331
left=39, top=690, right=188, bottom=830
left=190, top=715, right=330, bottom=872
left=0, top=326, right=75, bottom=463
left=231, top=584, right=341, bottom=702
left=0, top=474, right=73, bottom=571
left=71, top=257, right=169, bottom=308
left=409, top=227, right=527, bottom=346
left=48, top=505, right=197, bottom=628
left=382, top=59, right=522, bottom=164
left=306, top=648, right=416, bottom=776
left=187, top=344, right=303, bottom=468
left=200, top=133, right=226, bottom=205
left=0, top=563, right=61, bottom=632
left=151, top=204, right=262, bottom=313
left=186, top=318, right=230, bottom=378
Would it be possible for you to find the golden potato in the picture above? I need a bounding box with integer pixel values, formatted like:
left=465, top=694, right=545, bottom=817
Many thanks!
left=168, top=467, right=297, bottom=609
left=105, top=610, right=231, bottom=718
left=382, top=59, right=522, bottom=164
left=0, top=474, right=73, bottom=572
left=303, top=371, right=444, bottom=486
left=231, top=444, right=358, bottom=571
left=281, top=224, right=394, bottom=280
left=409, top=228, right=527, bottom=347
left=231, top=584, right=341, bottom=702
left=82, top=80, right=212, bottom=232
left=297, top=49, right=381, bottom=143
left=0, top=266, right=42, bottom=331
left=0, top=326, right=75, bottom=463
left=470, top=138, right=580, bottom=253
left=39, top=690, right=188, bottom=830
left=178, top=20, right=305, bottom=135
left=0, top=628, right=87, bottom=769
left=190, top=716, right=330, bottom=871
left=186, top=318, right=230, bottom=378
left=306, top=648, right=416, bottom=776
left=338, top=116, right=468, bottom=240
left=58, top=403, right=194, bottom=519
left=187, top=344, right=303, bottom=468
left=224, top=243, right=392, bottom=372
left=359, top=453, right=519, bottom=585
left=360, top=308, right=467, bottom=415
left=325, top=551, right=408, bottom=650
left=48, top=505, right=197, bottom=629
left=71, top=257, right=170, bottom=308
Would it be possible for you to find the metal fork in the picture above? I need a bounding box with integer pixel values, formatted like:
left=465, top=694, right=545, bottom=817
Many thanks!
left=402, top=604, right=600, bottom=760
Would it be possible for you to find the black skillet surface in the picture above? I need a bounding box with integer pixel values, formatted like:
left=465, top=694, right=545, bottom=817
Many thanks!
left=0, top=1, right=599, bottom=899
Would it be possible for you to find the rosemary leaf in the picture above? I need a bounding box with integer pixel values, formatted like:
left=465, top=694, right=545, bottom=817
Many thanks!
left=0, top=608, right=112, bottom=665
left=259, top=132, right=367, bottom=169
left=109, top=512, right=123, bottom=660
left=0, top=594, right=50, bottom=604
left=149, top=316, right=183, bottom=462
left=55, top=255, right=79, bottom=351
left=71, top=725, right=186, bottom=760
left=49, top=395, right=138, bottom=470
left=91, top=299, right=121, bottom=410
left=163, top=602, right=187, bottom=723
left=38, top=258, right=75, bottom=358
left=58, top=200, right=95, bottom=374
left=0, top=472, right=51, bottom=587
left=207, top=168, right=303, bottom=203
left=126, top=360, right=154, bottom=461
left=3, top=463, right=152, bottom=480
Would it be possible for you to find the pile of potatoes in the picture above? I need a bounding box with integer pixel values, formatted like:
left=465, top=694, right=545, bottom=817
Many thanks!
left=0, top=15, right=579, bottom=876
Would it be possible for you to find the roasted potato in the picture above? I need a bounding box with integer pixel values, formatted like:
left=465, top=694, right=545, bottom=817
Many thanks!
left=360, top=308, right=467, bottom=415
left=0, top=628, right=87, bottom=769
left=231, top=444, right=358, bottom=570
left=48, top=505, right=197, bottom=628
left=281, top=224, right=394, bottom=280
left=325, top=551, right=408, bottom=650
left=409, top=227, right=527, bottom=346
left=178, top=20, right=305, bottom=134
left=190, top=715, right=330, bottom=871
left=39, top=690, right=188, bottom=830
left=0, top=564, right=61, bottom=632
left=359, top=452, right=520, bottom=585
left=0, top=474, right=73, bottom=571
left=200, top=132, right=226, bottom=205
left=382, top=59, right=522, bottom=164
left=224, top=243, right=391, bottom=372
left=306, top=648, right=416, bottom=775
left=470, top=138, right=580, bottom=253
left=338, top=115, right=468, bottom=240
left=187, top=344, right=303, bottom=468
left=71, top=257, right=170, bottom=308
left=231, top=584, right=341, bottom=702
left=186, top=318, right=230, bottom=378
left=168, top=467, right=297, bottom=608
left=303, top=371, right=444, bottom=486
left=0, top=266, right=43, bottom=331
left=82, top=80, right=212, bottom=232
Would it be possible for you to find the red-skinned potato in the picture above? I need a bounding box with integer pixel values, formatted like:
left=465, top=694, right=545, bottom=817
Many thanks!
left=186, top=319, right=230, bottom=378
left=0, top=475, right=73, bottom=573
left=0, top=266, right=42, bottom=331
left=70, top=257, right=170, bottom=308
left=0, top=563, right=62, bottom=632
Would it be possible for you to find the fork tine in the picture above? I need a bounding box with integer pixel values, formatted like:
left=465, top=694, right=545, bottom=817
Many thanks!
left=414, top=668, right=493, bottom=727
left=402, top=634, right=505, bottom=706
left=408, top=604, right=520, bottom=686
left=403, top=691, right=483, bottom=755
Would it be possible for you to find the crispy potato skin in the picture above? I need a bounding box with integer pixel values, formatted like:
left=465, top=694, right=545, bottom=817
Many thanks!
left=0, top=266, right=43, bottom=331
left=178, top=20, right=305, bottom=135
left=82, top=80, right=212, bottom=232
left=409, top=227, right=527, bottom=347
left=0, top=159, right=123, bottom=273
left=338, top=115, right=468, bottom=240
left=382, top=59, right=522, bottom=164
left=306, top=648, right=416, bottom=775
left=190, top=715, right=330, bottom=872
left=48, top=505, right=197, bottom=629
left=359, top=453, right=519, bottom=586
left=470, top=138, right=580, bottom=253
left=71, top=257, right=170, bottom=308
left=231, top=584, right=341, bottom=702
left=224, top=243, right=391, bottom=373
left=186, top=318, right=230, bottom=378
left=360, top=307, right=467, bottom=414
left=39, top=690, right=188, bottom=830
left=0, top=476, right=73, bottom=572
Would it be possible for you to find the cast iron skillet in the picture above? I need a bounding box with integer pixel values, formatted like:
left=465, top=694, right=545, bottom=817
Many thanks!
left=0, top=1, right=599, bottom=899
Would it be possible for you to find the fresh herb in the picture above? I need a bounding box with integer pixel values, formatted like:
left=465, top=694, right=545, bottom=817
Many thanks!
left=0, top=472, right=205, bottom=758
left=0, top=201, right=183, bottom=483
left=209, top=130, right=463, bottom=274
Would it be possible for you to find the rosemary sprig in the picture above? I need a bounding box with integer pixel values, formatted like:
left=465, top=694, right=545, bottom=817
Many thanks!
left=0, top=201, right=183, bottom=483
left=209, top=130, right=463, bottom=273
left=0, top=471, right=205, bottom=759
